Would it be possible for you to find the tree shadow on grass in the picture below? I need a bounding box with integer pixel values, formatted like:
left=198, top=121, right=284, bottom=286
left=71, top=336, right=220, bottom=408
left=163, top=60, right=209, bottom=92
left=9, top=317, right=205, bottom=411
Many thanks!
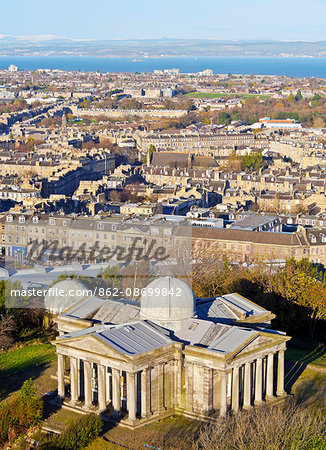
left=0, top=361, right=52, bottom=401
left=293, top=373, right=326, bottom=407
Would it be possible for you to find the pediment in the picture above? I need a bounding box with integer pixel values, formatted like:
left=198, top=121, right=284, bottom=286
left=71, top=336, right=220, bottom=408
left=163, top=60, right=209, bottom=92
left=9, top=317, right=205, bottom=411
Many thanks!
left=227, top=334, right=278, bottom=361
left=55, top=334, right=131, bottom=361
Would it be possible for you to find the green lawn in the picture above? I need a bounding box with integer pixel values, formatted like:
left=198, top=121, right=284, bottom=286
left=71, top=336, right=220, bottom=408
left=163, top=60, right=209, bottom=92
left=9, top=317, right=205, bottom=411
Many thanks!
left=184, top=92, right=270, bottom=100
left=0, top=343, right=56, bottom=377
left=285, top=339, right=326, bottom=368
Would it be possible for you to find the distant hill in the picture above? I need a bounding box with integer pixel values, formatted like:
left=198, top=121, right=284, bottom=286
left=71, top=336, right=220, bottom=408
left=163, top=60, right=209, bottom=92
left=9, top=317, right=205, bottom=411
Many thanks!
left=1, top=36, right=326, bottom=57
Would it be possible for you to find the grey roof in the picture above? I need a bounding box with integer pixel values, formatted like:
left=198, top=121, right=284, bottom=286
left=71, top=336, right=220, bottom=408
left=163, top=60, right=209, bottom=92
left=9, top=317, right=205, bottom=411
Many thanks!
left=174, top=318, right=230, bottom=346
left=222, top=293, right=266, bottom=317
left=229, top=214, right=278, bottom=230
left=208, top=327, right=257, bottom=354
left=62, top=296, right=107, bottom=320
left=95, top=321, right=172, bottom=355
left=62, top=296, right=140, bottom=323
left=196, top=293, right=267, bottom=321
left=91, top=300, right=140, bottom=324
left=196, top=298, right=239, bottom=324
left=0, top=262, right=119, bottom=289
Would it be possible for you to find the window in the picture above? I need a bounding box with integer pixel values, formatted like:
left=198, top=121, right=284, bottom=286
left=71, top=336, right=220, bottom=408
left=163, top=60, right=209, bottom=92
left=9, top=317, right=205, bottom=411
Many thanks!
left=6, top=215, right=13, bottom=222
left=112, top=225, right=117, bottom=231
left=19, top=216, right=25, bottom=223
left=311, top=235, right=316, bottom=243
left=33, top=217, right=39, bottom=223
left=49, top=218, right=55, bottom=225
left=97, top=223, right=104, bottom=230
left=63, top=220, right=67, bottom=227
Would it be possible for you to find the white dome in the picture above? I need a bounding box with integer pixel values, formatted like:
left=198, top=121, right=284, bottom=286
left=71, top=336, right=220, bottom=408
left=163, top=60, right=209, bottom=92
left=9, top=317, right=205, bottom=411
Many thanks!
left=140, top=277, right=195, bottom=330
left=44, top=279, right=88, bottom=314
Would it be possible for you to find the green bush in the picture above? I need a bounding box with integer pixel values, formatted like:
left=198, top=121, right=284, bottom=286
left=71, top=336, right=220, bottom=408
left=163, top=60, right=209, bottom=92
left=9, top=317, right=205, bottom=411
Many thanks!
left=39, top=414, right=102, bottom=450
left=0, top=379, right=42, bottom=446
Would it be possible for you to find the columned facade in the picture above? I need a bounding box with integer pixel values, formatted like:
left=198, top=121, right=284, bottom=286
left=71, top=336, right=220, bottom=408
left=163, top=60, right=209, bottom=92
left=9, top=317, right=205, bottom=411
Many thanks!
left=55, top=341, right=288, bottom=427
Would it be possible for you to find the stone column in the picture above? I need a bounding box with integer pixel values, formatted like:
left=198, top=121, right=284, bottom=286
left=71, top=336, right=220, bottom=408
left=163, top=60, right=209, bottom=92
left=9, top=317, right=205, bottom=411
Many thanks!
left=231, top=366, right=239, bottom=412
left=127, top=372, right=137, bottom=422
left=70, top=357, right=78, bottom=404
left=112, top=368, right=121, bottom=417
left=277, top=350, right=285, bottom=397
left=141, top=368, right=150, bottom=418
left=175, top=358, right=183, bottom=409
left=106, top=370, right=111, bottom=403
left=98, top=364, right=106, bottom=413
left=220, top=371, right=227, bottom=417
left=254, top=357, right=263, bottom=404
left=84, top=361, right=92, bottom=409
left=57, top=354, right=65, bottom=399
left=243, top=362, right=251, bottom=409
left=158, top=363, right=165, bottom=411
left=185, top=362, right=194, bottom=412
left=77, top=359, right=80, bottom=398
left=203, top=367, right=213, bottom=414
left=266, top=353, right=274, bottom=399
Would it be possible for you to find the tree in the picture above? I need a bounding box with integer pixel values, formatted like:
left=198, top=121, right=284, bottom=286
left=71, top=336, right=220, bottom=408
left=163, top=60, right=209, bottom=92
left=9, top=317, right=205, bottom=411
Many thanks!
left=288, top=92, right=295, bottom=103
left=221, top=150, right=243, bottom=172
left=295, top=89, right=303, bottom=101
left=242, top=150, right=264, bottom=172
left=143, top=144, right=156, bottom=164
left=219, top=111, right=231, bottom=125
left=272, top=258, right=326, bottom=338
left=97, top=264, right=122, bottom=290
left=110, top=190, right=122, bottom=202
left=313, top=116, right=325, bottom=128
left=0, top=315, right=15, bottom=351
left=312, top=94, right=322, bottom=101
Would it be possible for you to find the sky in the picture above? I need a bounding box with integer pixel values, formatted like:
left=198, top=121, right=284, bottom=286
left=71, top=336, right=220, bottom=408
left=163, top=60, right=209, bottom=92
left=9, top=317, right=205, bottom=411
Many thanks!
left=1, top=0, right=326, bottom=41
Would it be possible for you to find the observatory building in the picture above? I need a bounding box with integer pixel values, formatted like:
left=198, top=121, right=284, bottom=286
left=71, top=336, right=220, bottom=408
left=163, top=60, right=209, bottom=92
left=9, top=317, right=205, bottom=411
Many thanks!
left=52, top=277, right=290, bottom=428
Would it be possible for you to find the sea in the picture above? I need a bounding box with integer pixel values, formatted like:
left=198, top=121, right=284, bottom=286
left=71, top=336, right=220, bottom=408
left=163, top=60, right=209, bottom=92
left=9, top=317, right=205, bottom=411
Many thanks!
left=1, top=56, right=326, bottom=78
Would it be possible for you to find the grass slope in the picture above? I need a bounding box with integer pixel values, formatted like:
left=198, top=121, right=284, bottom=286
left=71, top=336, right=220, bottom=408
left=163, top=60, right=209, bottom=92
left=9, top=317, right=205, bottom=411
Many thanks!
left=0, top=343, right=56, bottom=378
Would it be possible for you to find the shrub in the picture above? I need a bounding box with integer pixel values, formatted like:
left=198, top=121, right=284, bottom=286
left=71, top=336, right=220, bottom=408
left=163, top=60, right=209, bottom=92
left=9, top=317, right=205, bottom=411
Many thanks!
left=39, top=413, right=102, bottom=450
left=0, top=379, right=42, bottom=446
left=195, top=401, right=326, bottom=450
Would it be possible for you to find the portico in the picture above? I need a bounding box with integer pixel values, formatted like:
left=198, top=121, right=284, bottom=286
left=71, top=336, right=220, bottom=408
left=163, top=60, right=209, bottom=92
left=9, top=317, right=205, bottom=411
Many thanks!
left=52, top=277, right=290, bottom=428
